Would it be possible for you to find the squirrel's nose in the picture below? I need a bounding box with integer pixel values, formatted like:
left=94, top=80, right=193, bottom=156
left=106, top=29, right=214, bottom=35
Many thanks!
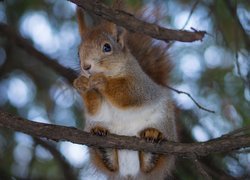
left=83, top=64, right=91, bottom=71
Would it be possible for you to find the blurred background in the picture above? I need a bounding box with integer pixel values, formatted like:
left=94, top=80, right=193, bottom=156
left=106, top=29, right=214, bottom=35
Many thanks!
left=0, top=0, right=249, bottom=179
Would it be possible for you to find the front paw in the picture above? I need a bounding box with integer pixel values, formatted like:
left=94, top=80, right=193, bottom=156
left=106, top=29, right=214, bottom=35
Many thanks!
left=89, top=73, right=107, bottom=90
left=73, top=76, right=89, bottom=93
left=140, top=128, right=163, bottom=143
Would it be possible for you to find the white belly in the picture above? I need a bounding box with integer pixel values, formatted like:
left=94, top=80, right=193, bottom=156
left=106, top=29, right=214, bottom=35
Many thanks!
left=85, top=98, right=168, bottom=177
left=118, top=150, right=140, bottom=177
left=85, top=99, right=166, bottom=135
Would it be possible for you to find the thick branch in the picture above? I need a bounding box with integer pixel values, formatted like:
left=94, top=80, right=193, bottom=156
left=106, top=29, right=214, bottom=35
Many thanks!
left=0, top=23, right=77, bottom=83
left=69, top=0, right=206, bottom=42
left=1, top=110, right=250, bottom=157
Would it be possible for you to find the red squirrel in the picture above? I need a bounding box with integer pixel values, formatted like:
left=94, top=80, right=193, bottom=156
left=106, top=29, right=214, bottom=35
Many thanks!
left=73, top=2, right=177, bottom=179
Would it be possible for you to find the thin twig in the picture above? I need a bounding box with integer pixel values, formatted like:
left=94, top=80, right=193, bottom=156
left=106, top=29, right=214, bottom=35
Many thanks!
left=166, top=0, right=203, bottom=50
left=166, top=85, right=215, bottom=113
left=181, top=0, right=201, bottom=30
left=192, top=157, right=212, bottom=180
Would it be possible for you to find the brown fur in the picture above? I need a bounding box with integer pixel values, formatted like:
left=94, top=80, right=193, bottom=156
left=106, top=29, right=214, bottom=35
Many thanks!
left=139, top=128, right=164, bottom=173
left=111, top=0, right=172, bottom=85
left=127, top=33, right=172, bottom=86
left=77, top=73, right=148, bottom=110
left=83, top=90, right=102, bottom=115
left=90, top=127, right=119, bottom=172
left=76, top=6, right=172, bottom=87
left=90, top=148, right=119, bottom=173
left=76, top=7, right=88, bottom=37
left=75, top=3, right=176, bottom=179
left=139, top=153, right=168, bottom=174
left=74, top=75, right=103, bottom=115
left=103, top=76, right=145, bottom=108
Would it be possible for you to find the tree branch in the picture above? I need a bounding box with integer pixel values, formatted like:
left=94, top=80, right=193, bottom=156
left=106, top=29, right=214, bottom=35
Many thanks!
left=0, top=23, right=77, bottom=83
left=1, top=110, right=250, bottom=157
left=69, top=0, right=206, bottom=43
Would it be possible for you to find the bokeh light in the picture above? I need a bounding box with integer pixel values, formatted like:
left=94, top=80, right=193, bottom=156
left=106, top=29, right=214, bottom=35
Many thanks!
left=60, top=142, right=89, bottom=168
left=20, top=11, right=60, bottom=55
left=7, top=72, right=36, bottom=108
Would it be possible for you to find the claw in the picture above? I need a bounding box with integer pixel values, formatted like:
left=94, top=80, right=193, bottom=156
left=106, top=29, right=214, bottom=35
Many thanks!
left=73, top=76, right=89, bottom=92
left=91, top=127, right=109, bottom=136
left=140, top=128, right=163, bottom=143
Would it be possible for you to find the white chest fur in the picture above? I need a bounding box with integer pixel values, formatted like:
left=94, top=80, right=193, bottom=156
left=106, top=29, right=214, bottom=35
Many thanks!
left=85, top=97, right=167, bottom=136
left=84, top=96, right=169, bottom=177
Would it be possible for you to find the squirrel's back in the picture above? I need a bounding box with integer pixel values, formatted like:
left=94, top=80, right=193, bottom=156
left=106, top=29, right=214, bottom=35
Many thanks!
left=127, top=32, right=172, bottom=86
left=114, top=0, right=172, bottom=86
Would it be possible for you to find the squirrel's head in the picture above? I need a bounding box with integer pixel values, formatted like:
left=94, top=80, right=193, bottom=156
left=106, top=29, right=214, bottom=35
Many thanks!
left=77, top=8, right=128, bottom=78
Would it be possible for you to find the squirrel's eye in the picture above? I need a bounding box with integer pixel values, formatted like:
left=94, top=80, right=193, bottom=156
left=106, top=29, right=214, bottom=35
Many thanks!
left=102, top=43, right=112, bottom=53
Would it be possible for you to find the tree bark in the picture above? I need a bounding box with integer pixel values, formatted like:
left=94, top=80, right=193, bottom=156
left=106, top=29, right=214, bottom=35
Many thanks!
left=69, top=0, right=206, bottom=42
left=1, top=110, right=250, bottom=157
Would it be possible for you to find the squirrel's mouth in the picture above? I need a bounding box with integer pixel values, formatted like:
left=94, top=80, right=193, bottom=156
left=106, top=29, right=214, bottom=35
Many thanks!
left=81, top=70, right=91, bottom=78
left=81, top=68, right=101, bottom=78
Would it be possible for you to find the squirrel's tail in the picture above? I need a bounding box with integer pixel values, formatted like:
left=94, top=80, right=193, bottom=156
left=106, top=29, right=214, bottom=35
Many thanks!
left=127, top=32, right=172, bottom=86
left=113, top=0, right=172, bottom=86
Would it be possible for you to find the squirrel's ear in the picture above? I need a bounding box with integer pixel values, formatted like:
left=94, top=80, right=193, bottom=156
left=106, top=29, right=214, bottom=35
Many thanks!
left=105, top=22, right=126, bottom=48
left=117, top=27, right=126, bottom=49
left=105, top=22, right=118, bottom=37
left=112, top=0, right=125, bottom=10
left=76, top=7, right=88, bottom=38
left=112, top=0, right=126, bottom=48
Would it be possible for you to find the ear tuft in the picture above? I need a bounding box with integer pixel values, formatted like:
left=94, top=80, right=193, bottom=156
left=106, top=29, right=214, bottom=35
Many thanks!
left=105, top=22, right=117, bottom=37
left=117, top=27, right=126, bottom=49
left=76, top=7, right=88, bottom=38
left=104, top=22, right=126, bottom=49
left=112, top=0, right=125, bottom=10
